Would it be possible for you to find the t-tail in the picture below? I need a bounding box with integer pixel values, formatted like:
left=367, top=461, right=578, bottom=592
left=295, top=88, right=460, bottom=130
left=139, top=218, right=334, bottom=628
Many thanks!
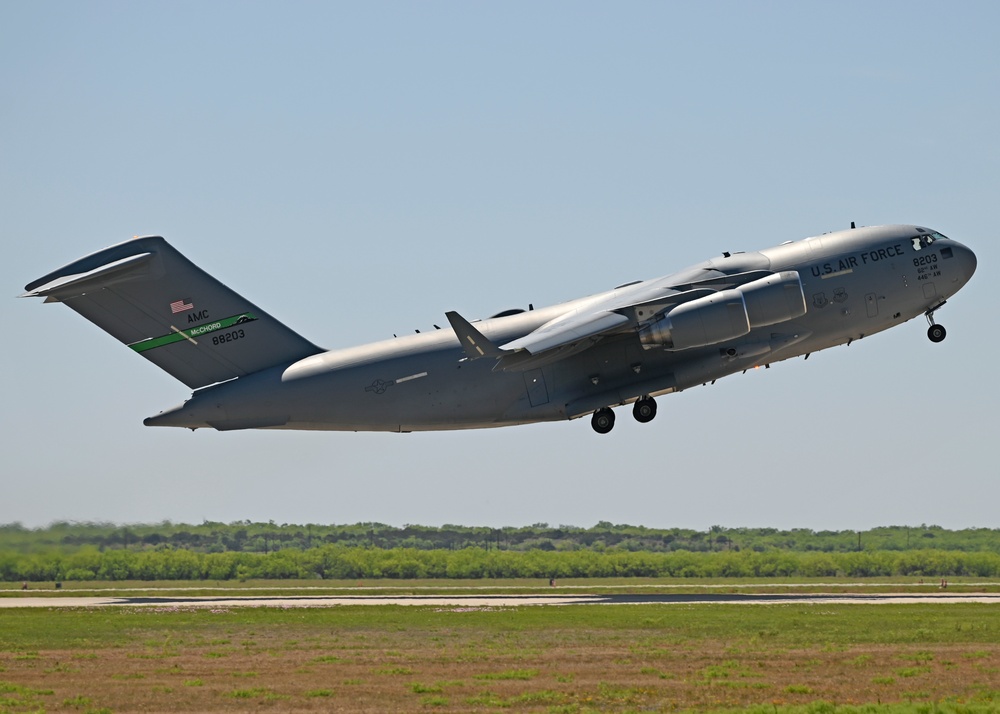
left=21, top=236, right=323, bottom=389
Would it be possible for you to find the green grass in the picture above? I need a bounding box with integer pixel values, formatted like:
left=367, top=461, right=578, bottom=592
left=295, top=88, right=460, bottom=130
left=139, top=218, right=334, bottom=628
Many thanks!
left=785, top=684, right=813, bottom=694
left=62, top=694, right=92, bottom=708
left=472, top=668, right=538, bottom=680
left=375, top=666, right=414, bottom=675
left=305, top=688, right=333, bottom=697
left=466, top=690, right=568, bottom=707
left=682, top=705, right=1000, bottom=714
left=1, top=598, right=999, bottom=713
left=0, top=681, right=55, bottom=712
left=895, top=666, right=931, bottom=678
left=419, top=695, right=448, bottom=706
left=225, top=687, right=271, bottom=698
left=964, top=650, right=990, bottom=659
left=2, top=603, right=1000, bottom=652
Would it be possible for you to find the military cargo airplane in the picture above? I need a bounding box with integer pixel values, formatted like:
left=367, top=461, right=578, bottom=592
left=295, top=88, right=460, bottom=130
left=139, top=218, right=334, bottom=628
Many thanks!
left=23, top=224, right=976, bottom=434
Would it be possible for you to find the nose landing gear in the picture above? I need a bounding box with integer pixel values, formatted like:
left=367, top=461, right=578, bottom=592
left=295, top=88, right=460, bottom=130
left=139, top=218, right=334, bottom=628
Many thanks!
left=927, top=324, right=946, bottom=343
left=925, top=303, right=948, bottom=343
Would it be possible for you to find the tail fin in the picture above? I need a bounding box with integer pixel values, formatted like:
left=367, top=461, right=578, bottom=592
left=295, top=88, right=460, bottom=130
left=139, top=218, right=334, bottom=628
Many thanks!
left=22, top=236, right=323, bottom=389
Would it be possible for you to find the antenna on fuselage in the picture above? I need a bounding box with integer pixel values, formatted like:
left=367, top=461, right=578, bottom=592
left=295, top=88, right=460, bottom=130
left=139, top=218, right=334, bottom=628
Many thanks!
left=851, top=221, right=856, bottom=229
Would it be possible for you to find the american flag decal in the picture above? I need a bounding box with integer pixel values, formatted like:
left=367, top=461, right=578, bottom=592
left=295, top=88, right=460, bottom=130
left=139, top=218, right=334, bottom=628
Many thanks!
left=170, top=299, right=194, bottom=314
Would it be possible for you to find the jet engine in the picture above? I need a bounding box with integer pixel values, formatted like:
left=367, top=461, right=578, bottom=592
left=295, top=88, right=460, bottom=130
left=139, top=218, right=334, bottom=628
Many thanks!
left=638, top=271, right=805, bottom=350
left=740, top=271, right=807, bottom=327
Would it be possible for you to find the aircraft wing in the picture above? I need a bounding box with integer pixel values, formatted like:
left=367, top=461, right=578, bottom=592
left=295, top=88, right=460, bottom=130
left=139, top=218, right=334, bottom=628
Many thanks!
left=447, top=267, right=806, bottom=369
left=495, top=269, right=782, bottom=357
left=499, top=310, right=629, bottom=354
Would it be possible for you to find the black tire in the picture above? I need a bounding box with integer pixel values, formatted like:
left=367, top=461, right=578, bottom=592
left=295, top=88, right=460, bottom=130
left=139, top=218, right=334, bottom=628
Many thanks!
left=633, top=396, right=657, bottom=423
left=591, top=408, right=615, bottom=434
left=928, top=324, right=947, bottom=343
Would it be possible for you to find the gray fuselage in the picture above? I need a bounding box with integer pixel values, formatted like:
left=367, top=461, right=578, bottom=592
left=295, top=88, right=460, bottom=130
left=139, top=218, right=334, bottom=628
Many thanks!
left=143, top=224, right=976, bottom=432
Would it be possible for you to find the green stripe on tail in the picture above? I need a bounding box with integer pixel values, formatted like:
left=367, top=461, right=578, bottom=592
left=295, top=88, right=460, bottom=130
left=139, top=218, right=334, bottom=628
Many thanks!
left=129, top=313, right=258, bottom=353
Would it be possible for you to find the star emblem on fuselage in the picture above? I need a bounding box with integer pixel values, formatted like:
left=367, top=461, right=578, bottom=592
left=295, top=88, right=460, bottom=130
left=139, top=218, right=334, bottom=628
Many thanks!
left=365, top=378, right=395, bottom=395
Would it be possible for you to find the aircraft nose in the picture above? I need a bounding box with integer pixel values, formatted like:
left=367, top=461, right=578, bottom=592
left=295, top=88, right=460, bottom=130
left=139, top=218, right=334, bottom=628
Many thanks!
left=951, top=242, right=977, bottom=284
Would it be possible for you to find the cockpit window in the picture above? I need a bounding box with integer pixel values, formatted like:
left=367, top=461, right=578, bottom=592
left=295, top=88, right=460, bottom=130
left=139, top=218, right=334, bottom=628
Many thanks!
left=910, top=231, right=947, bottom=251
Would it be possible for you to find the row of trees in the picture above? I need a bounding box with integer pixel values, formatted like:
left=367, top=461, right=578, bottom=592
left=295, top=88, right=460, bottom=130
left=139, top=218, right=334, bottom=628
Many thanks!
left=3, top=546, right=999, bottom=582
left=2, top=521, right=996, bottom=555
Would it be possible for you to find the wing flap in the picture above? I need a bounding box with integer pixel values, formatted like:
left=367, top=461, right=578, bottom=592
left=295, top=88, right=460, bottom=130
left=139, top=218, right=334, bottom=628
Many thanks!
left=499, top=311, right=628, bottom=354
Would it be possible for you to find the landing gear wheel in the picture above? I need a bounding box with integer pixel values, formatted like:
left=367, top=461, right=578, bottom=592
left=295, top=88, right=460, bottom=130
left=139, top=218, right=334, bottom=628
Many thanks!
left=633, top=396, right=657, bottom=423
left=925, top=302, right=948, bottom=343
left=591, top=407, right=615, bottom=434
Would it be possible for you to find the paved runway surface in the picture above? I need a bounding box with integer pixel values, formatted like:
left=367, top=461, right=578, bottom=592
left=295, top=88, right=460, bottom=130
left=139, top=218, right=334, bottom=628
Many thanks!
left=3, top=593, right=999, bottom=608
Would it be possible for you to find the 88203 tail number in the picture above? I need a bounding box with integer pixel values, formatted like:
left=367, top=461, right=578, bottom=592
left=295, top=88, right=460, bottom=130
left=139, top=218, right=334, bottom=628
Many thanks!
left=212, top=329, right=245, bottom=346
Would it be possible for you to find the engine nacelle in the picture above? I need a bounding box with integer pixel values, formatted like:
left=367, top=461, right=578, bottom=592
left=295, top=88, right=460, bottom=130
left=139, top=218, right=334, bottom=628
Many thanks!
left=740, top=271, right=806, bottom=327
left=638, top=271, right=805, bottom=351
left=639, top=290, right=750, bottom=350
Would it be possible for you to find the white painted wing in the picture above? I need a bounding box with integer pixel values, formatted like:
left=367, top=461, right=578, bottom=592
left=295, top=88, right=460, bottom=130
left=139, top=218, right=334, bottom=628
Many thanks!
left=499, top=310, right=629, bottom=354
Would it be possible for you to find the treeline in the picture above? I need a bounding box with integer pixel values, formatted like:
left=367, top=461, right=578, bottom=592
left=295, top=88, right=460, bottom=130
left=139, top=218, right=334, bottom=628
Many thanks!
left=2, top=521, right=998, bottom=556
left=4, top=546, right=1000, bottom=582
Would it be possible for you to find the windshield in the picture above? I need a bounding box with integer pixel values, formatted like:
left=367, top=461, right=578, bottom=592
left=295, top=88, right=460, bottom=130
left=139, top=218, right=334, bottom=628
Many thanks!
left=910, top=230, right=948, bottom=251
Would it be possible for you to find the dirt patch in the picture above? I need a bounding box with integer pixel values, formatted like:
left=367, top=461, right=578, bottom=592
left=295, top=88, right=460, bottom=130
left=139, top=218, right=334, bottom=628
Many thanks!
left=2, top=627, right=998, bottom=712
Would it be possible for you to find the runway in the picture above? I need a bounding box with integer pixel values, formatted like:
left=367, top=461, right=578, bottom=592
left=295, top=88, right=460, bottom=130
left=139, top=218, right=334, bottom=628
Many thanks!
left=3, top=592, right=999, bottom=609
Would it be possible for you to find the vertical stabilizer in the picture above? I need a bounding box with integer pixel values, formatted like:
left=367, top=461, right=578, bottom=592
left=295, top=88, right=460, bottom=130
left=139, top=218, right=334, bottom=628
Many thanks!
left=22, top=236, right=322, bottom=389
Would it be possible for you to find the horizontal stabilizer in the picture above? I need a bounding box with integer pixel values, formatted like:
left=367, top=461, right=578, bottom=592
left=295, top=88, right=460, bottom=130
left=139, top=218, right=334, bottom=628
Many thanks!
left=22, top=252, right=157, bottom=300
left=23, top=236, right=323, bottom=389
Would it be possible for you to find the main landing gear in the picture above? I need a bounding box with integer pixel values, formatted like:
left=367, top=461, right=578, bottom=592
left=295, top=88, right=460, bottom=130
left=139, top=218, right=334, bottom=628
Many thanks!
left=925, top=303, right=947, bottom=343
left=590, top=395, right=658, bottom=433
left=633, top=395, right=657, bottom=423
left=591, top=407, right=615, bottom=434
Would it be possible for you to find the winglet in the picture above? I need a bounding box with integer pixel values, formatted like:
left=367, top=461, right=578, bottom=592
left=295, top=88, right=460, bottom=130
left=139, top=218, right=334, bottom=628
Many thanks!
left=445, top=311, right=503, bottom=360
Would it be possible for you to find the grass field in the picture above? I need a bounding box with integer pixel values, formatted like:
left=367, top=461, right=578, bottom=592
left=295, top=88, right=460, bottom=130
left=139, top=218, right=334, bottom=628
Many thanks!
left=2, top=580, right=1000, bottom=713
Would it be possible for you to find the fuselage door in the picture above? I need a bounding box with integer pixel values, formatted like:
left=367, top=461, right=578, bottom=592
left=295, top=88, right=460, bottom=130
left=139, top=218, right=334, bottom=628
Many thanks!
left=523, top=369, right=550, bottom=407
left=865, top=292, right=878, bottom=318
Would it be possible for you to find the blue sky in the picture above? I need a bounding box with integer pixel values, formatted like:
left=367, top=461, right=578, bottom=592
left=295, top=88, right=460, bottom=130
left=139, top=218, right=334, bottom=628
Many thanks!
left=3, top=1, right=997, bottom=531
